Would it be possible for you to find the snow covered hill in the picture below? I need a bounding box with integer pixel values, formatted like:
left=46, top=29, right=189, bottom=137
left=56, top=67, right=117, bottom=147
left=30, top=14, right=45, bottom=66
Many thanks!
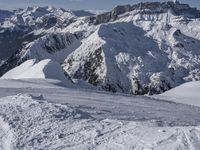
left=0, top=79, right=200, bottom=149
left=0, top=1, right=200, bottom=95
left=157, top=81, right=200, bottom=107
left=1, top=59, right=72, bottom=83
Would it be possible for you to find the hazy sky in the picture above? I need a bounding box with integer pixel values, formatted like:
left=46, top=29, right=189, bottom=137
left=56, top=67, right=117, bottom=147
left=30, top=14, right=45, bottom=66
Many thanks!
left=0, top=0, right=199, bottom=11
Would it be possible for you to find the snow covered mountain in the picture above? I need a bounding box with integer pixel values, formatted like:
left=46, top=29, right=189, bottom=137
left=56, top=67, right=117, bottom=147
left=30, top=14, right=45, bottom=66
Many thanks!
left=1, top=1, right=200, bottom=95
left=0, top=6, right=76, bottom=62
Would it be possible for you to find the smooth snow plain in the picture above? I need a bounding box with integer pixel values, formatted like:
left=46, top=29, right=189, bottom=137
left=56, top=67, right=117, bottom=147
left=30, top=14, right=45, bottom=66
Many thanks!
left=0, top=79, right=200, bottom=149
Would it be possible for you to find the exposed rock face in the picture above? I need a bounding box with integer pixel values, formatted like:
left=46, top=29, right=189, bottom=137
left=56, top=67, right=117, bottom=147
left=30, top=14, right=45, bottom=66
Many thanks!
left=71, top=48, right=104, bottom=85
left=89, top=1, right=200, bottom=25
left=41, top=33, right=82, bottom=53
left=1, top=2, right=200, bottom=95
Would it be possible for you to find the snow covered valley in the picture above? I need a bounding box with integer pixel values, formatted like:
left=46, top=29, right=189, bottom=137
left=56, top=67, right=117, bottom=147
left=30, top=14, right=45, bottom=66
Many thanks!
left=0, top=79, right=200, bottom=149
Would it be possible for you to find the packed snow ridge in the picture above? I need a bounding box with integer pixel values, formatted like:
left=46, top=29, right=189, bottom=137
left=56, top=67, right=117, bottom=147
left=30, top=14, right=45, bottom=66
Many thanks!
left=0, top=1, right=200, bottom=95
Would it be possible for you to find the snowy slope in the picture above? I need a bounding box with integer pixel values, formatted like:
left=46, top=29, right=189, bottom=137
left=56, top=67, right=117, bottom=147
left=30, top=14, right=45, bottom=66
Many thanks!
left=1, top=59, right=72, bottom=84
left=157, top=81, right=200, bottom=107
left=0, top=80, right=200, bottom=149
left=19, top=32, right=82, bottom=63
left=1, top=59, right=36, bottom=79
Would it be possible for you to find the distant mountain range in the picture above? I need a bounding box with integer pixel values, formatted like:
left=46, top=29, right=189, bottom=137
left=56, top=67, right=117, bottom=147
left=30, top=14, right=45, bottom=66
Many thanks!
left=0, top=1, right=200, bottom=95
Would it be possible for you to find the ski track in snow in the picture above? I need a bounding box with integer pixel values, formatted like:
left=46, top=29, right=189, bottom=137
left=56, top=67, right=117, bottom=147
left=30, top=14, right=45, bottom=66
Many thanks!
left=0, top=79, right=200, bottom=149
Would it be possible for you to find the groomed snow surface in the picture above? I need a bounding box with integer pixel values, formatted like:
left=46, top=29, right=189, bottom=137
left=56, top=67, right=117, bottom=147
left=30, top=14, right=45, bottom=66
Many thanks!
left=0, top=79, right=200, bottom=149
